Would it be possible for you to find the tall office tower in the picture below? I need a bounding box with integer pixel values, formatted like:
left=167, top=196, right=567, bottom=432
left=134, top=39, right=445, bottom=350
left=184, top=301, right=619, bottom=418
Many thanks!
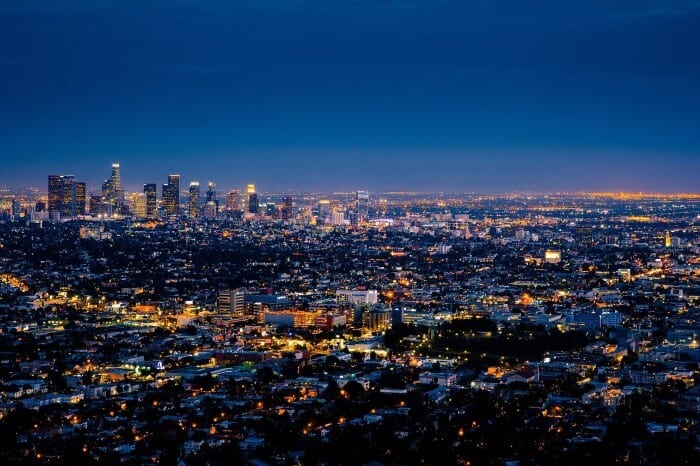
left=89, top=196, right=101, bottom=215
left=161, top=184, right=171, bottom=214
left=356, top=190, right=369, bottom=225
left=109, top=163, right=125, bottom=211
left=48, top=175, right=64, bottom=216
left=168, top=174, right=180, bottom=214
left=202, top=202, right=217, bottom=218
left=11, top=199, right=21, bottom=218
left=143, top=183, right=157, bottom=218
left=205, top=182, right=216, bottom=203
left=74, top=182, right=86, bottom=216
left=248, top=193, right=259, bottom=214
left=247, top=184, right=259, bottom=213
left=162, top=174, right=180, bottom=216
left=665, top=231, right=672, bottom=248
left=226, top=190, right=239, bottom=211
left=318, top=199, right=331, bottom=224
left=331, top=210, right=345, bottom=226
left=248, top=193, right=259, bottom=213
left=60, top=178, right=74, bottom=218
left=201, top=181, right=217, bottom=218
left=99, top=162, right=122, bottom=207
left=48, top=174, right=81, bottom=219
left=281, top=196, right=293, bottom=219
left=129, top=193, right=146, bottom=218
left=115, top=186, right=125, bottom=211
left=188, top=181, right=200, bottom=218
left=111, top=163, right=121, bottom=190
left=102, top=179, right=114, bottom=203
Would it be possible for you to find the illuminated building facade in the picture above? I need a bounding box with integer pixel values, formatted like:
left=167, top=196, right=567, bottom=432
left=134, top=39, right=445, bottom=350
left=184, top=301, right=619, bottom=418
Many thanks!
left=111, top=163, right=121, bottom=190
left=217, top=289, right=245, bottom=317
left=281, top=196, right=293, bottom=220
left=205, top=182, right=216, bottom=203
left=188, top=181, right=200, bottom=218
left=129, top=192, right=146, bottom=218
left=143, top=183, right=157, bottom=218
left=247, top=184, right=259, bottom=214
left=162, top=174, right=180, bottom=216
left=101, top=163, right=125, bottom=213
left=226, top=190, right=239, bottom=212
left=74, top=181, right=86, bottom=216
left=318, top=199, right=331, bottom=224
left=48, top=174, right=83, bottom=219
left=202, top=182, right=217, bottom=218
left=545, top=250, right=562, bottom=264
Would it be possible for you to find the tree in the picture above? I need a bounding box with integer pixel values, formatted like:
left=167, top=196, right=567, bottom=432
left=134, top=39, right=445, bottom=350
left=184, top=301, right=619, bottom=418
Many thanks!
left=322, top=378, right=340, bottom=400
left=256, top=366, right=275, bottom=386
left=343, top=380, right=366, bottom=400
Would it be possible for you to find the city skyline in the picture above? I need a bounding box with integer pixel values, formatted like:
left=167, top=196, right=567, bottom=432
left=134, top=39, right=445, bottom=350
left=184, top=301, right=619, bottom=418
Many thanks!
left=2, top=3, right=700, bottom=463
left=2, top=1, right=699, bottom=192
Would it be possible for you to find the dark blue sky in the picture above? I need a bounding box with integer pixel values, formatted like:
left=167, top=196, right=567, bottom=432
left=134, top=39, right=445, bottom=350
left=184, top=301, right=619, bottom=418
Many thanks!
left=1, top=0, right=699, bottom=193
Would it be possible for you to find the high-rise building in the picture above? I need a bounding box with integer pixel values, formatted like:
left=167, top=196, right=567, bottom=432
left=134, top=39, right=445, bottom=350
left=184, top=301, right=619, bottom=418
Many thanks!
left=48, top=174, right=82, bottom=219
left=247, top=184, right=259, bottom=214
left=248, top=193, right=259, bottom=214
left=161, top=184, right=171, bottom=214
left=318, top=199, right=331, bottom=224
left=60, top=177, right=75, bottom=218
left=201, top=182, right=218, bottom=218
left=331, top=210, right=345, bottom=226
left=111, top=163, right=121, bottom=190
left=188, top=182, right=200, bottom=218
left=11, top=199, right=21, bottom=218
left=665, top=231, right=672, bottom=248
left=281, top=196, right=293, bottom=220
left=226, top=190, right=240, bottom=212
left=143, top=183, right=157, bottom=218
left=102, top=179, right=114, bottom=203
left=206, top=182, right=216, bottom=203
left=101, top=162, right=124, bottom=212
left=129, top=192, right=146, bottom=218
left=356, top=190, right=369, bottom=225
left=162, top=174, right=180, bottom=216
left=265, top=203, right=277, bottom=217
left=74, top=182, right=86, bottom=216
left=48, top=175, right=64, bottom=217
left=217, top=289, right=245, bottom=317
left=89, top=196, right=101, bottom=216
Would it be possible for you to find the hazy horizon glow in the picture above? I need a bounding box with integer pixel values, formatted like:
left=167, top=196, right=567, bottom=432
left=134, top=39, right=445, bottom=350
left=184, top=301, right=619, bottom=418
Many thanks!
left=1, top=1, right=699, bottom=192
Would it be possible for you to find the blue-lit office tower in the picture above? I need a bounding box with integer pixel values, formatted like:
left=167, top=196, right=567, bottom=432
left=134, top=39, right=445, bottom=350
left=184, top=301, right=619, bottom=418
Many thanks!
left=247, top=184, right=259, bottom=214
left=202, top=182, right=218, bottom=218
left=281, top=196, right=293, bottom=220
left=143, top=183, right=157, bottom=218
left=188, top=181, right=200, bottom=218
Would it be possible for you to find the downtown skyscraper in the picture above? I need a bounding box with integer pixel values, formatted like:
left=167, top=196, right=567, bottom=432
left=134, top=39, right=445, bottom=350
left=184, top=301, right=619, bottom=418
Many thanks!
left=188, top=181, right=200, bottom=218
left=162, top=174, right=180, bottom=216
left=48, top=174, right=85, bottom=219
left=143, top=183, right=157, bottom=218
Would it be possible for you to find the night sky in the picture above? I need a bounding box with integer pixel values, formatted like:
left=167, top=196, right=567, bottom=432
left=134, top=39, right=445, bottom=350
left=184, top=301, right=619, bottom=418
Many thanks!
left=1, top=1, right=699, bottom=193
